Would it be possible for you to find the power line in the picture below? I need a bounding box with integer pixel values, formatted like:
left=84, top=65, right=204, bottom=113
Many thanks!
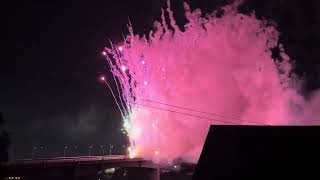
left=127, top=101, right=262, bottom=125
left=136, top=97, right=268, bottom=125
left=102, top=78, right=267, bottom=125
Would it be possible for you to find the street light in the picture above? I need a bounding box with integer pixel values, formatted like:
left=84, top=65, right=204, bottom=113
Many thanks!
left=74, top=145, right=78, bottom=157
left=64, top=146, right=68, bottom=157
left=32, top=146, right=37, bottom=159
left=100, top=145, right=105, bottom=156
left=109, top=144, right=114, bottom=155
left=39, top=146, right=46, bottom=158
left=89, top=145, right=93, bottom=156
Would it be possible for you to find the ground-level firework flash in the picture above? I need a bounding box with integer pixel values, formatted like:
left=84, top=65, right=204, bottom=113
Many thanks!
left=102, top=1, right=320, bottom=162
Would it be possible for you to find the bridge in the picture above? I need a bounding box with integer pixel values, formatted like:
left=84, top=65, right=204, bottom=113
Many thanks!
left=2, top=155, right=159, bottom=180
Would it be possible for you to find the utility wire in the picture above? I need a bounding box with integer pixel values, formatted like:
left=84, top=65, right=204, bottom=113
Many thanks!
left=102, top=78, right=267, bottom=125
left=136, top=97, right=268, bottom=125
left=127, top=101, right=263, bottom=125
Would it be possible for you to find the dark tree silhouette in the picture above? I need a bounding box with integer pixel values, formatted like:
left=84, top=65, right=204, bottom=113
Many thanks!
left=0, top=113, right=10, bottom=162
left=0, top=113, right=10, bottom=179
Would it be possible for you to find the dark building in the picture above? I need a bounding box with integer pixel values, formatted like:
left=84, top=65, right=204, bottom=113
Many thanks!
left=193, top=125, right=320, bottom=178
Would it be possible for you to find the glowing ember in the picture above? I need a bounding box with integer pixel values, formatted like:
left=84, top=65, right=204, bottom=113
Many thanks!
left=103, top=1, right=320, bottom=163
left=154, top=150, right=160, bottom=155
left=121, top=65, right=127, bottom=72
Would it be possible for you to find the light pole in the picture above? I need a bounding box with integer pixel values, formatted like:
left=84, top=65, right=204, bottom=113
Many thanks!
left=64, top=146, right=68, bottom=157
left=89, top=145, right=93, bottom=156
left=109, top=144, right=113, bottom=155
left=74, top=145, right=78, bottom=157
left=39, top=146, right=46, bottom=158
left=100, top=145, right=105, bottom=156
left=32, top=146, right=37, bottom=159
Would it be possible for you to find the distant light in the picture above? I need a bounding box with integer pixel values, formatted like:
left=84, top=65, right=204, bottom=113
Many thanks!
left=121, top=65, right=127, bottom=72
left=102, top=51, right=107, bottom=56
left=8, top=177, right=21, bottom=180
left=141, top=60, right=145, bottom=64
left=118, top=46, right=123, bottom=51
left=100, top=76, right=105, bottom=81
left=154, top=150, right=160, bottom=155
left=174, top=165, right=177, bottom=168
left=144, top=81, right=148, bottom=85
left=162, top=67, right=165, bottom=72
left=104, top=168, right=115, bottom=174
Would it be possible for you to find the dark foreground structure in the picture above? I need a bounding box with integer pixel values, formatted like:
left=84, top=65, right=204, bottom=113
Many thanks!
left=2, top=155, right=159, bottom=180
left=5, top=125, right=319, bottom=179
left=193, top=125, right=320, bottom=178
left=2, top=155, right=194, bottom=180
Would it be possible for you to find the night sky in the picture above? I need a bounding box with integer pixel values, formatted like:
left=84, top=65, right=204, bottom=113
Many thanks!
left=1, top=0, right=320, bottom=159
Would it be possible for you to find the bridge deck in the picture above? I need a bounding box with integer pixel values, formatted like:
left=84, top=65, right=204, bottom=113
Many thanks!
left=5, top=155, right=144, bottom=166
left=2, top=156, right=159, bottom=180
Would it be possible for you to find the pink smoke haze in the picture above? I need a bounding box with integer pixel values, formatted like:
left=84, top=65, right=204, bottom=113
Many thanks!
left=104, top=1, right=320, bottom=163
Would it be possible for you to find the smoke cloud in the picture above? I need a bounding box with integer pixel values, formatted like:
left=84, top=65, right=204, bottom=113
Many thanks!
left=105, top=1, right=320, bottom=163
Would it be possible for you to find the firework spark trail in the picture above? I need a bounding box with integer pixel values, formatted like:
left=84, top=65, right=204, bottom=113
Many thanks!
left=104, top=44, right=137, bottom=152
left=106, top=41, right=129, bottom=116
left=102, top=1, right=320, bottom=163
left=102, top=79, right=125, bottom=118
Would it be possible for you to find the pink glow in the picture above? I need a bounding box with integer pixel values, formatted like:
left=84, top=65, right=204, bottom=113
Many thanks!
left=102, top=51, right=107, bottom=56
left=100, top=76, right=105, bottom=81
left=121, top=65, right=127, bottom=72
left=118, top=46, right=123, bottom=51
left=105, top=1, right=320, bottom=163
